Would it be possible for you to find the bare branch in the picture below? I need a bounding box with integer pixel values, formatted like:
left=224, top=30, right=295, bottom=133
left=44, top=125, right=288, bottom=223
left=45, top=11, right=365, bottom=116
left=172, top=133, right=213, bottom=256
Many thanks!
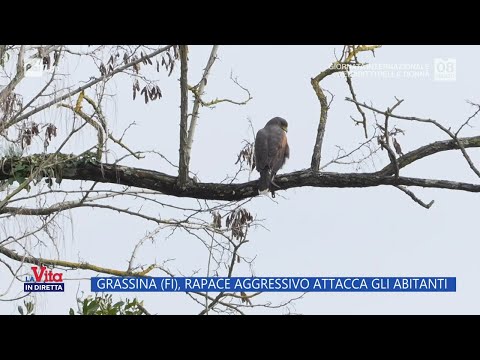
left=199, top=239, right=244, bottom=315
left=0, top=245, right=155, bottom=276
left=456, top=101, right=480, bottom=137
left=1, top=45, right=173, bottom=132
left=0, top=202, right=170, bottom=225
left=4, top=149, right=480, bottom=201
left=0, top=122, right=88, bottom=210
left=59, top=101, right=104, bottom=160
left=0, top=46, right=25, bottom=103
left=320, top=133, right=378, bottom=171
left=311, top=45, right=381, bottom=171
left=344, top=71, right=368, bottom=138
left=395, top=185, right=434, bottom=209
left=376, top=135, right=480, bottom=176
left=186, top=45, right=219, bottom=167
left=178, top=45, right=189, bottom=187
left=190, top=73, right=252, bottom=107
left=347, top=97, right=480, bottom=178
left=310, top=67, right=340, bottom=171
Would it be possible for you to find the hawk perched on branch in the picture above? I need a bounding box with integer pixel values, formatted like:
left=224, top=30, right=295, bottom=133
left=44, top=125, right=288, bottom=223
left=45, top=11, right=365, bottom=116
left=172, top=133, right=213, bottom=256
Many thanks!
left=254, top=117, right=290, bottom=194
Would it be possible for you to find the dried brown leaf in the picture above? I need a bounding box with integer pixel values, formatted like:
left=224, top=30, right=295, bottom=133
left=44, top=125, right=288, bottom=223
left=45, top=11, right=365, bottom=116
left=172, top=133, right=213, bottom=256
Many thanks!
left=149, top=87, right=157, bottom=101
left=141, top=51, right=148, bottom=65
left=43, top=55, right=51, bottom=70
left=53, top=51, right=60, bottom=66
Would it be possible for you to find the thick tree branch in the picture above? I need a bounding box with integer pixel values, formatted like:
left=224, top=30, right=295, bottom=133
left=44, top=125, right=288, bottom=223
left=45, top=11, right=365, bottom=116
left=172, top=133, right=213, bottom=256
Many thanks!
left=2, top=151, right=480, bottom=201
left=376, top=135, right=480, bottom=176
left=310, top=67, right=340, bottom=171
left=178, top=45, right=189, bottom=187
left=199, top=233, right=245, bottom=315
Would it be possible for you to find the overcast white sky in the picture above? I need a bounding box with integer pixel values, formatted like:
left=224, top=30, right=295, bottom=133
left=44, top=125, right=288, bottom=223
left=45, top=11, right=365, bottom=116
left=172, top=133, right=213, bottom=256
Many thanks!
left=1, top=45, right=480, bottom=314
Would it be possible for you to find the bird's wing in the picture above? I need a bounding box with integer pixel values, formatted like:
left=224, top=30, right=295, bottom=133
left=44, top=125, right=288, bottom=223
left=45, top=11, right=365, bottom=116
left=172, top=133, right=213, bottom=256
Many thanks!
left=254, top=128, right=269, bottom=171
left=284, top=138, right=290, bottom=159
left=270, top=129, right=289, bottom=174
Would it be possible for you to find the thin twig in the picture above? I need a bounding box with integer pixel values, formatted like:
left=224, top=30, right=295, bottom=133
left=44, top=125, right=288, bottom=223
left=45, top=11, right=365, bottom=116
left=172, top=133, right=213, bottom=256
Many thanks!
left=344, top=71, right=368, bottom=138
left=395, top=185, right=434, bottom=209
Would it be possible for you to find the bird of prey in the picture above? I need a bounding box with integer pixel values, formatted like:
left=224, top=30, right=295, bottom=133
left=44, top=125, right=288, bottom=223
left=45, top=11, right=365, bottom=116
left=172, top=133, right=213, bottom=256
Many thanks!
left=254, top=117, right=289, bottom=194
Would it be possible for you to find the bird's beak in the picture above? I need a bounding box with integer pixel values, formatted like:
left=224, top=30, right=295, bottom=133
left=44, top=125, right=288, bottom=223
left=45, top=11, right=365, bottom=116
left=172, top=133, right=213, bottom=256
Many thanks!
left=283, top=127, right=288, bottom=133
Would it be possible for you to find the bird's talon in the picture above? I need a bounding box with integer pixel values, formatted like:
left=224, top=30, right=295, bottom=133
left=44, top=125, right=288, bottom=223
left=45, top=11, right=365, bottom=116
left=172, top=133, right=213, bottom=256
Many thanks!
left=270, top=180, right=281, bottom=189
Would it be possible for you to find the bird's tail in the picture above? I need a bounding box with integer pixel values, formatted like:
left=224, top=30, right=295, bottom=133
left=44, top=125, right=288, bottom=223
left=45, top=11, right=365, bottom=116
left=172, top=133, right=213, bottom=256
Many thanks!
left=258, top=169, right=271, bottom=194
